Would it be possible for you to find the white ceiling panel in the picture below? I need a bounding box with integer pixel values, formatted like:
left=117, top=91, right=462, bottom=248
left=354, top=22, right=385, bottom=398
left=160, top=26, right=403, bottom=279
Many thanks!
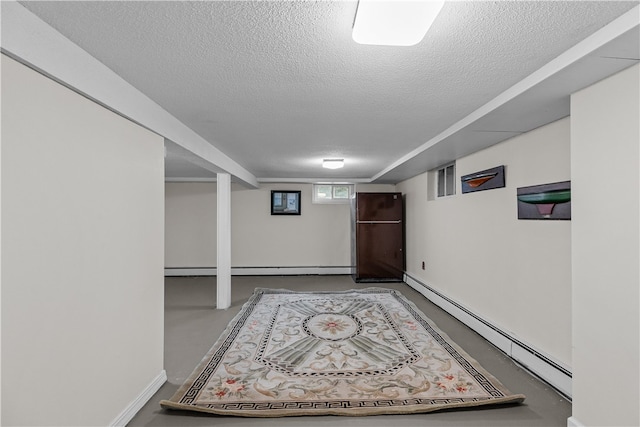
left=15, top=1, right=640, bottom=183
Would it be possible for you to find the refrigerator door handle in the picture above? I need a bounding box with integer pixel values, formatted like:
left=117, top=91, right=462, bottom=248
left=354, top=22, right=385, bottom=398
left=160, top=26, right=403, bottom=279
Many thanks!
left=357, top=220, right=402, bottom=224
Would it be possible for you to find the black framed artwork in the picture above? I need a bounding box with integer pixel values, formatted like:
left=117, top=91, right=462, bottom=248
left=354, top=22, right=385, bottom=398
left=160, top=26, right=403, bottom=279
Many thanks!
left=461, top=165, right=506, bottom=194
left=271, top=190, right=301, bottom=215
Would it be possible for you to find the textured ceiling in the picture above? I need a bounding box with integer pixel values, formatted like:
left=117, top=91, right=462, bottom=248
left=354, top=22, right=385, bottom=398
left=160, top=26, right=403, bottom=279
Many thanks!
left=19, top=1, right=639, bottom=182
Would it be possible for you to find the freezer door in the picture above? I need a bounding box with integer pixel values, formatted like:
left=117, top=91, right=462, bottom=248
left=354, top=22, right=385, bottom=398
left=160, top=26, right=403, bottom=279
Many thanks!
left=356, top=192, right=402, bottom=221
left=356, top=223, right=404, bottom=281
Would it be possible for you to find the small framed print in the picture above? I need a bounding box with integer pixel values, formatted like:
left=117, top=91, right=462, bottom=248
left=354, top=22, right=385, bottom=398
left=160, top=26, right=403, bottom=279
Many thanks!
left=271, top=190, right=301, bottom=215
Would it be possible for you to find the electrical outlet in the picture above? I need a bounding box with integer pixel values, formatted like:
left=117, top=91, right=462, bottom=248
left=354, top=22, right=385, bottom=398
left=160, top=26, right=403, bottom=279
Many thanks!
left=421, top=261, right=425, bottom=270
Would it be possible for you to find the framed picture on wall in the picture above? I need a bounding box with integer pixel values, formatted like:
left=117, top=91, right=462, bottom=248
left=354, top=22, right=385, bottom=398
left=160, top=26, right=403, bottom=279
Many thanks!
left=517, top=181, right=571, bottom=220
left=461, top=165, right=505, bottom=194
left=271, top=190, right=301, bottom=215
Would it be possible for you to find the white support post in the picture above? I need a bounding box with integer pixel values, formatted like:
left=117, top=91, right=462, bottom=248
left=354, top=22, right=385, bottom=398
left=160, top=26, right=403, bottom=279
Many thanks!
left=216, top=173, right=232, bottom=309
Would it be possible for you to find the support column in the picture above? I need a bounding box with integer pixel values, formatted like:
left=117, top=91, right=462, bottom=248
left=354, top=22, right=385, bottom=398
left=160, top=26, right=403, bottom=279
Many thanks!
left=216, top=173, right=231, bottom=309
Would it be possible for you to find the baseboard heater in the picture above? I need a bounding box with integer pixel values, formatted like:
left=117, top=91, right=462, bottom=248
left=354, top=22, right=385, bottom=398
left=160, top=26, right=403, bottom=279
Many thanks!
left=404, top=273, right=572, bottom=400
left=164, top=266, right=352, bottom=276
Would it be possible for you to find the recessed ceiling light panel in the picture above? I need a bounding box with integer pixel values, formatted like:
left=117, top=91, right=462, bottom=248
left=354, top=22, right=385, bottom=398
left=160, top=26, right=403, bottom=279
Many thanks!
left=323, top=159, right=345, bottom=169
left=352, top=0, right=445, bottom=46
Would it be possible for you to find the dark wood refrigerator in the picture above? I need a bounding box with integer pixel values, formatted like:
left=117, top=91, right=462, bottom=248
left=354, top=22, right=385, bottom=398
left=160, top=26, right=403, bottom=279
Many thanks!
left=351, top=192, right=404, bottom=282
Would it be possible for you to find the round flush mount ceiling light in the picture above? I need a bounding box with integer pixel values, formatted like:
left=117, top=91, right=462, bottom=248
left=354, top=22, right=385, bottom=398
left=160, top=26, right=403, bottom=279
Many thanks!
left=322, top=159, right=344, bottom=169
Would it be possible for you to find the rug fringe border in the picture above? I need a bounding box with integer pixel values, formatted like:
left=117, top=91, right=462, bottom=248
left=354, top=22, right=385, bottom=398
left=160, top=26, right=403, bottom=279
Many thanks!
left=160, top=394, right=526, bottom=418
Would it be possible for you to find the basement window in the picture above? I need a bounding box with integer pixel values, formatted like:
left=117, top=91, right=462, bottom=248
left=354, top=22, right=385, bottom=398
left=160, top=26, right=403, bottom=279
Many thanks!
left=437, top=163, right=456, bottom=197
left=312, top=184, right=354, bottom=204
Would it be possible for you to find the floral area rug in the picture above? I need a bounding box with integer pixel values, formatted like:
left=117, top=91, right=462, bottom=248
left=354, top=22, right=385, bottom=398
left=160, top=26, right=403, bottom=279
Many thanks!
left=160, top=288, right=525, bottom=417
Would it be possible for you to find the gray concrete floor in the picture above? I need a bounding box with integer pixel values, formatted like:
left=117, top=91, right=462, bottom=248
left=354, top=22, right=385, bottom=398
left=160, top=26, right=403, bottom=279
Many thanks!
left=129, top=275, right=571, bottom=426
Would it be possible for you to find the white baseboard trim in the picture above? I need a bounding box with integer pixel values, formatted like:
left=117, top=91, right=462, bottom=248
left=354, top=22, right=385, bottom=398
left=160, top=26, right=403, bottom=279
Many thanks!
left=109, top=370, right=167, bottom=427
left=165, top=267, right=216, bottom=276
left=165, top=266, right=352, bottom=276
left=567, top=416, right=585, bottom=427
left=404, top=273, right=572, bottom=400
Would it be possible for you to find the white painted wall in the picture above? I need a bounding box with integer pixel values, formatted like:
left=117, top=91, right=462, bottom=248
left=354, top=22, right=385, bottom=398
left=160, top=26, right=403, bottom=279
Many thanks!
left=1, top=56, right=165, bottom=426
left=570, top=64, right=639, bottom=427
left=232, top=183, right=351, bottom=267
left=398, top=118, right=572, bottom=368
left=164, top=182, right=394, bottom=268
left=165, top=182, right=217, bottom=268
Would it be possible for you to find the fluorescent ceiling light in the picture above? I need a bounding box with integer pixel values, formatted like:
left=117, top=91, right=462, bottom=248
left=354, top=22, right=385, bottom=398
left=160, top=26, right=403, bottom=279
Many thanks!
left=352, top=0, right=445, bottom=46
left=323, top=159, right=344, bottom=169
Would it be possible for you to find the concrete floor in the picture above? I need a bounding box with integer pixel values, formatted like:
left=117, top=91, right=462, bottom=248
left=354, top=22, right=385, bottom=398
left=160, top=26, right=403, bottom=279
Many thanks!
left=129, top=275, right=571, bottom=426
